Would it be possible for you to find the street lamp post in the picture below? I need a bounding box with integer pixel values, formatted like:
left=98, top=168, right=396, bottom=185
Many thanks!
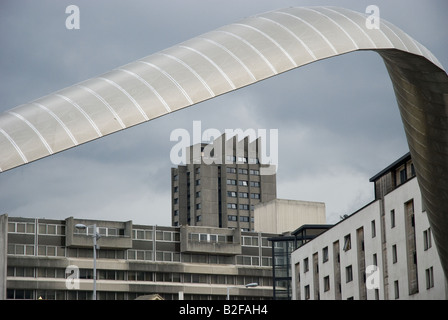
left=75, top=223, right=100, bottom=300
left=226, top=283, right=258, bottom=300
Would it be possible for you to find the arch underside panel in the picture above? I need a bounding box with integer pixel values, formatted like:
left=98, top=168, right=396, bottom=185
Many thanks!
left=1, top=6, right=447, bottom=277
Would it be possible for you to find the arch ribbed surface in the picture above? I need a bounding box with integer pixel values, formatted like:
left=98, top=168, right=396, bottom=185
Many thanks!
left=1, top=6, right=447, bottom=277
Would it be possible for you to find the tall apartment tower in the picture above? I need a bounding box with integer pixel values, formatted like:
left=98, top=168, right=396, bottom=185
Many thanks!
left=171, top=134, right=277, bottom=231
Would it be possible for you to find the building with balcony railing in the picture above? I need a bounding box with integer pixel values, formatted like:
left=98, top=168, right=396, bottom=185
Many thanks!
left=0, top=215, right=277, bottom=300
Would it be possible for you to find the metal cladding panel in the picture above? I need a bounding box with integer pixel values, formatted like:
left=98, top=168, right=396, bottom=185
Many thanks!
left=132, top=58, right=192, bottom=112
left=222, top=23, right=296, bottom=74
left=161, top=42, right=234, bottom=96
left=59, top=84, right=124, bottom=136
left=98, top=69, right=167, bottom=120
left=36, top=94, right=101, bottom=145
left=0, top=133, right=23, bottom=169
left=292, top=8, right=358, bottom=54
left=268, top=11, right=336, bottom=61
left=177, top=37, right=255, bottom=89
left=0, top=6, right=448, bottom=278
left=205, top=30, right=275, bottom=81
left=8, top=103, right=74, bottom=153
left=333, top=7, right=395, bottom=49
left=0, top=112, right=50, bottom=162
left=306, top=8, right=374, bottom=50
left=140, top=53, right=209, bottom=105
left=254, top=13, right=318, bottom=66
left=79, top=76, right=147, bottom=127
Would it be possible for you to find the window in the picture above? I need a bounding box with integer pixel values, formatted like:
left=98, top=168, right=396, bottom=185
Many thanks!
left=250, top=181, right=260, bottom=187
left=196, top=215, right=201, bottom=222
left=226, top=155, right=236, bottom=163
left=227, top=203, right=237, bottom=209
left=304, top=258, right=309, bottom=273
left=227, top=179, right=237, bottom=185
left=227, top=191, right=237, bottom=198
left=250, top=193, right=260, bottom=199
left=238, top=180, right=248, bottom=186
left=238, top=168, right=248, bottom=175
left=399, top=168, right=407, bottom=184
left=228, top=215, right=237, bottom=221
left=426, top=267, right=434, bottom=289
left=322, top=247, right=329, bottom=263
left=41, top=223, right=60, bottom=234
left=173, top=175, right=178, bottom=181
left=173, top=210, right=178, bottom=216
left=173, top=186, right=178, bottom=193
left=240, top=216, right=249, bottom=222
left=304, top=285, right=310, bottom=300
left=239, top=204, right=249, bottom=210
left=343, top=234, right=351, bottom=251
left=346, top=265, right=353, bottom=283
left=249, top=158, right=259, bottom=164
left=242, top=236, right=252, bottom=246
left=227, top=167, right=236, bottom=174
left=10, top=222, right=36, bottom=234
left=371, top=220, right=376, bottom=238
left=324, top=276, right=330, bottom=292
left=195, top=179, right=200, bottom=186
left=394, top=280, right=399, bottom=299
left=391, top=210, right=396, bottom=228
left=238, top=192, right=249, bottom=198
left=196, top=203, right=201, bottom=210
left=392, top=245, right=398, bottom=263
left=374, top=288, right=379, bottom=300
left=250, top=169, right=259, bottom=175
left=196, top=191, right=201, bottom=198
left=423, top=228, right=432, bottom=250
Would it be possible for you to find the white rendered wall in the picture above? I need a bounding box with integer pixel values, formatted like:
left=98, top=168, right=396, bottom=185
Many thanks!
left=291, top=177, right=447, bottom=300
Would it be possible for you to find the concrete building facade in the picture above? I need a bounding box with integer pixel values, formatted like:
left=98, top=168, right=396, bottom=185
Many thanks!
left=291, top=153, right=448, bottom=300
left=1, top=215, right=277, bottom=300
left=254, top=199, right=326, bottom=234
left=171, top=134, right=276, bottom=231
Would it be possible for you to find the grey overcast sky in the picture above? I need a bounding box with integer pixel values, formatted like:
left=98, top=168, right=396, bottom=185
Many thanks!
left=0, top=0, right=447, bottom=226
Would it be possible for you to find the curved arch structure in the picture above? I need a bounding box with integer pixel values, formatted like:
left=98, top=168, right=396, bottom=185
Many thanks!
left=1, top=7, right=447, bottom=277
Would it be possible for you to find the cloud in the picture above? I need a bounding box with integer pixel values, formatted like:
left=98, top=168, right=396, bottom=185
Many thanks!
left=0, top=0, right=446, bottom=230
left=278, top=164, right=373, bottom=224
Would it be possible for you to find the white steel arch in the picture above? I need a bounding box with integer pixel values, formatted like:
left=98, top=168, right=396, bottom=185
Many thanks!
left=0, top=6, right=447, bottom=278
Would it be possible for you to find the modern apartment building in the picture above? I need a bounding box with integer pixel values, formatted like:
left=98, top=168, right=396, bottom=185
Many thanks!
left=171, top=134, right=277, bottom=230
left=291, top=153, right=448, bottom=300
left=0, top=215, right=277, bottom=300
left=269, top=224, right=333, bottom=300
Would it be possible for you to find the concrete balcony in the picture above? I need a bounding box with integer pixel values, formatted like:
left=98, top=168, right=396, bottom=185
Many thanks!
left=180, top=225, right=241, bottom=255
left=65, top=217, right=133, bottom=249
